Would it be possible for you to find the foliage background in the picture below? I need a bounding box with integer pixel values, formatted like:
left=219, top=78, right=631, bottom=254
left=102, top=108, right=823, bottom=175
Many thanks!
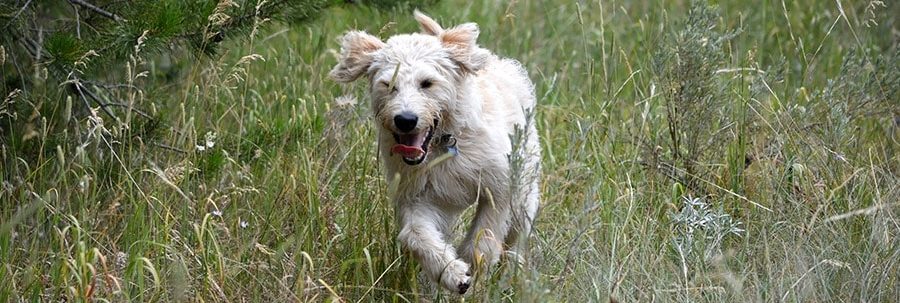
left=1, top=0, right=897, bottom=302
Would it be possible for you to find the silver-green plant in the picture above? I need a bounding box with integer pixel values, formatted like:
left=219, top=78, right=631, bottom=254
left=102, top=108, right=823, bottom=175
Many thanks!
left=670, top=195, right=745, bottom=283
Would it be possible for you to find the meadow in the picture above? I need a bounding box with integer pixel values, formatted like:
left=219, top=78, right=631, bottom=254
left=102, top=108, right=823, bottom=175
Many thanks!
left=1, top=0, right=898, bottom=302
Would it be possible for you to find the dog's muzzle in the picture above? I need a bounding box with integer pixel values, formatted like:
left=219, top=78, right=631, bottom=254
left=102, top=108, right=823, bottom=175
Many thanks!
left=390, top=117, right=440, bottom=165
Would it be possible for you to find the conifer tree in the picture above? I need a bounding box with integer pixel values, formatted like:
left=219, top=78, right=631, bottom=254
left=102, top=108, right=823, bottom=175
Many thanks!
left=0, top=0, right=426, bottom=149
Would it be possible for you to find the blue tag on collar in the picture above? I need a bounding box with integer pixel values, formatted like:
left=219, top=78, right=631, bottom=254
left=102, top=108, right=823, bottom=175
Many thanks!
left=440, top=134, right=459, bottom=157
left=447, top=144, right=459, bottom=157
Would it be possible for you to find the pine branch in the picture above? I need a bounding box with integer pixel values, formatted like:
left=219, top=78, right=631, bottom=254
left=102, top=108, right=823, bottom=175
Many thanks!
left=11, top=25, right=154, bottom=122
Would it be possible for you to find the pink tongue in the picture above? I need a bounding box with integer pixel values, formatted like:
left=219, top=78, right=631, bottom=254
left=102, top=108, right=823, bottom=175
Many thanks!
left=392, top=144, right=424, bottom=158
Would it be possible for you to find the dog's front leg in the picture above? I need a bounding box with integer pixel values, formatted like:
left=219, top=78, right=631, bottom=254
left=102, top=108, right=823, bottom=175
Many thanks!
left=397, top=204, right=472, bottom=294
left=458, top=186, right=510, bottom=270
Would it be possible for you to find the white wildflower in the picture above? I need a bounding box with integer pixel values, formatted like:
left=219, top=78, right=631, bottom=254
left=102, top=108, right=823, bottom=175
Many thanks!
left=196, top=131, right=217, bottom=151
left=205, top=131, right=217, bottom=148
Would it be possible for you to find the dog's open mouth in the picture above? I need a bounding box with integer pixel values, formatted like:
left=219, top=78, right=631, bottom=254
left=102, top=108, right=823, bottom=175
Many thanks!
left=391, top=127, right=434, bottom=165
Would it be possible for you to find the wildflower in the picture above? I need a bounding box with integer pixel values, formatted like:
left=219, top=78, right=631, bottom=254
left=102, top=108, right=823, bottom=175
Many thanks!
left=204, top=132, right=217, bottom=149
left=196, top=131, right=217, bottom=151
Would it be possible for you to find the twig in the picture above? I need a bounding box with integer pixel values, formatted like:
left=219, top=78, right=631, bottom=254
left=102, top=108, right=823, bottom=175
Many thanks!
left=72, top=83, right=94, bottom=116
left=5, top=40, right=28, bottom=90
left=68, top=0, right=124, bottom=22
left=70, top=1, right=82, bottom=39
left=81, top=83, right=152, bottom=119
left=1, top=0, right=34, bottom=30
left=73, top=81, right=117, bottom=120
left=150, top=142, right=187, bottom=154
left=823, top=203, right=900, bottom=223
left=84, top=80, right=139, bottom=90
left=102, top=102, right=152, bottom=119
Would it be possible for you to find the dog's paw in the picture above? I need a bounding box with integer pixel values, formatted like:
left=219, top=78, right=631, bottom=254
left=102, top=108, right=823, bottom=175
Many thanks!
left=441, top=259, right=472, bottom=294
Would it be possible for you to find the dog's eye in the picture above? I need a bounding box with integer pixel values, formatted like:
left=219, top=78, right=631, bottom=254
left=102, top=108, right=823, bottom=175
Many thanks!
left=420, top=79, right=433, bottom=89
left=380, top=81, right=397, bottom=93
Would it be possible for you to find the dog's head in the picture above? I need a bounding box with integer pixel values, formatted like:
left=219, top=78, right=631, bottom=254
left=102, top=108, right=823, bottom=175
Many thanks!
left=329, top=11, right=490, bottom=165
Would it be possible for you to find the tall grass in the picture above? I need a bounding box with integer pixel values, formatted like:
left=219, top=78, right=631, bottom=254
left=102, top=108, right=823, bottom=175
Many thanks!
left=2, top=0, right=898, bottom=302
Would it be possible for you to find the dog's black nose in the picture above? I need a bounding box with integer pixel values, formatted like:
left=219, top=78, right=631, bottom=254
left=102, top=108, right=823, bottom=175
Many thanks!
left=393, top=112, right=418, bottom=133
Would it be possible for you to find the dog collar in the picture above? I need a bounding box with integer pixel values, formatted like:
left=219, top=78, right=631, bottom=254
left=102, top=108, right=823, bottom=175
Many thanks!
left=436, top=134, right=459, bottom=156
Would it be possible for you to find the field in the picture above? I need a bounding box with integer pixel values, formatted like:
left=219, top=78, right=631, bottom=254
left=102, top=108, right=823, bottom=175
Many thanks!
left=2, top=0, right=898, bottom=301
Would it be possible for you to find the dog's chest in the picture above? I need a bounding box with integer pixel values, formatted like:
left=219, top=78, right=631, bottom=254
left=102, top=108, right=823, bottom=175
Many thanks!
left=400, top=158, right=486, bottom=209
left=385, top=131, right=507, bottom=209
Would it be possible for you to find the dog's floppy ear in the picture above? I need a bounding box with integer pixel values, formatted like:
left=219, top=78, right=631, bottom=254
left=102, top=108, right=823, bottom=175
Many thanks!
left=329, top=31, right=385, bottom=83
left=414, top=10, right=443, bottom=35
left=440, top=23, right=490, bottom=73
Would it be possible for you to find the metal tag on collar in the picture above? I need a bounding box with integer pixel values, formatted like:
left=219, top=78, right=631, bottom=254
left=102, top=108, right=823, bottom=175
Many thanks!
left=441, top=134, right=459, bottom=157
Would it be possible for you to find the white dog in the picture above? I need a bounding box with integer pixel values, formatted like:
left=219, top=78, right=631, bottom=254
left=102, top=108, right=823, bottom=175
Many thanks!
left=330, top=11, right=541, bottom=294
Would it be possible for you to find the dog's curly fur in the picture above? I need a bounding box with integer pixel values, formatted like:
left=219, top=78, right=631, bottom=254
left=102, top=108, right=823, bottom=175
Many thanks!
left=329, top=11, right=541, bottom=294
